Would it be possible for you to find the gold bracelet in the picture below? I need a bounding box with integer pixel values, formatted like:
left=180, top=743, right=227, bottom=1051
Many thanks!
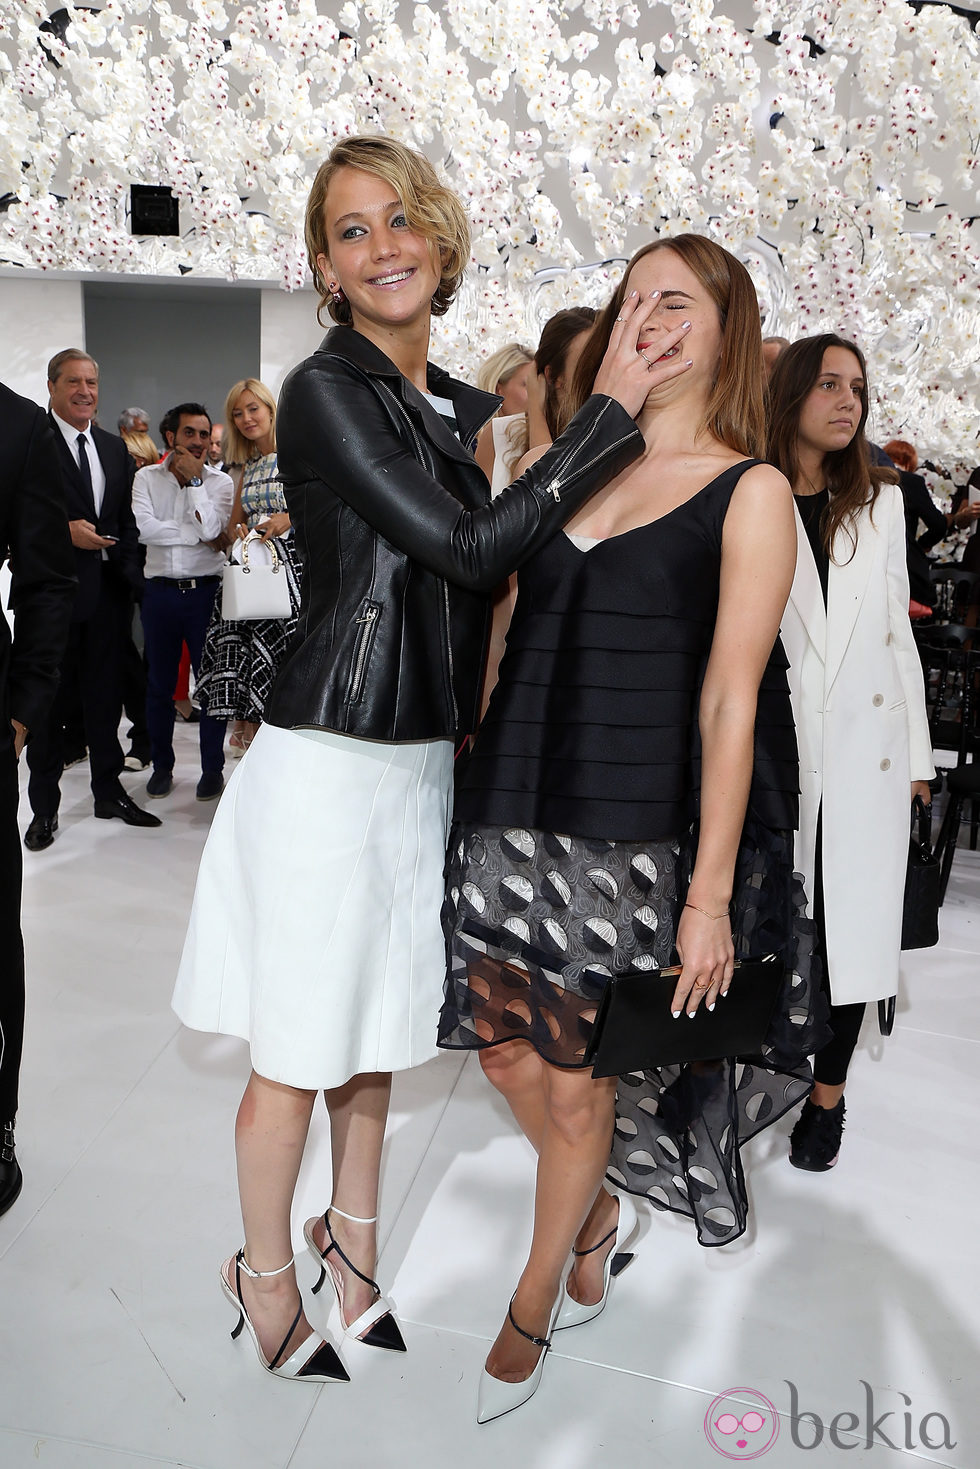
left=684, top=901, right=729, bottom=921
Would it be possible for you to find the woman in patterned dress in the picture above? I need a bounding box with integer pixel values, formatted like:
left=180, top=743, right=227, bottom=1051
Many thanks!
left=196, top=378, right=301, bottom=751
left=440, top=236, right=827, bottom=1422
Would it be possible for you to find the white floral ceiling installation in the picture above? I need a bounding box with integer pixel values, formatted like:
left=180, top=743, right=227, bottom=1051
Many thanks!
left=0, top=0, right=978, bottom=457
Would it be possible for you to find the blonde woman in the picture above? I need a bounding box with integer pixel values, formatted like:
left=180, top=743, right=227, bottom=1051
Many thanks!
left=174, top=134, right=685, bottom=1387
left=473, top=343, right=534, bottom=492
left=196, top=378, right=300, bottom=752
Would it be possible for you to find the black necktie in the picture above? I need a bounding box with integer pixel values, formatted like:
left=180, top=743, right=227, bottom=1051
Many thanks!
left=77, top=432, right=94, bottom=507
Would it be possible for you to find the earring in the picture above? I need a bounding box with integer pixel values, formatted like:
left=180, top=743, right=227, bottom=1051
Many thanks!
left=329, top=282, right=344, bottom=304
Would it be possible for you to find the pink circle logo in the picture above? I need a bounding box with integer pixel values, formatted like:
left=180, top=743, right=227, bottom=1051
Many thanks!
left=704, top=1387, right=780, bottom=1459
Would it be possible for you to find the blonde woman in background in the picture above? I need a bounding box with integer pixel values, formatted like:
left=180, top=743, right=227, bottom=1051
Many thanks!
left=473, top=343, right=534, bottom=492
left=196, top=378, right=301, bottom=753
left=121, top=430, right=161, bottom=470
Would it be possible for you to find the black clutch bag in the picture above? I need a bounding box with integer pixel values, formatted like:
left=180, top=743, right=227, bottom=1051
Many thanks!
left=583, top=955, right=785, bottom=1078
left=900, top=795, right=940, bottom=951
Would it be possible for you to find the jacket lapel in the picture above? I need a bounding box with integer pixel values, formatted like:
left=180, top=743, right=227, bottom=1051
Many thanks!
left=825, top=508, right=877, bottom=694
left=788, top=507, right=826, bottom=661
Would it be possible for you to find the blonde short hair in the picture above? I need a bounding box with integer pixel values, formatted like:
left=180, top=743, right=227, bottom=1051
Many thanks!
left=304, top=135, right=470, bottom=329
left=121, top=430, right=160, bottom=466
left=223, top=378, right=277, bottom=467
left=476, top=343, right=533, bottom=396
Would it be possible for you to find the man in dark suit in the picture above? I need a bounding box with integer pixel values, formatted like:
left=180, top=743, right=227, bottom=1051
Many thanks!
left=1, top=380, right=76, bottom=1214
left=23, top=349, right=161, bottom=849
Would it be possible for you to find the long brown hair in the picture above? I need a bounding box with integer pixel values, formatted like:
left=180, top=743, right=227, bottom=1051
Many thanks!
left=568, top=235, right=767, bottom=457
left=766, top=334, right=896, bottom=561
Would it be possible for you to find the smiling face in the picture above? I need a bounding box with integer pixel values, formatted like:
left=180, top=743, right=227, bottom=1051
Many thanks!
left=49, top=356, right=99, bottom=431
left=624, top=248, right=723, bottom=404
left=166, top=414, right=212, bottom=462
left=315, top=166, right=442, bottom=341
left=231, top=392, right=272, bottom=446
left=797, top=346, right=864, bottom=459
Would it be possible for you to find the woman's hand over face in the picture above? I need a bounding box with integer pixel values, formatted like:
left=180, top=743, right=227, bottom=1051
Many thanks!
left=593, top=291, right=693, bottom=419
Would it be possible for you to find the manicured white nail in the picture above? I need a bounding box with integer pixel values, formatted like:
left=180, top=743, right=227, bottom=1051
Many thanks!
left=687, top=1010, right=697, bottom=1019
left=671, top=1009, right=681, bottom=1019
left=707, top=1002, right=716, bottom=1012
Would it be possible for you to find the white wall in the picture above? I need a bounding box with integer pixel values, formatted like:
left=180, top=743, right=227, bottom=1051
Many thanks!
left=260, top=288, right=324, bottom=400
left=0, top=278, right=85, bottom=405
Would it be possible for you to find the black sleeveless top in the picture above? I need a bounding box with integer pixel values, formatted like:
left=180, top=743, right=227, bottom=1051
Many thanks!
left=455, top=459, right=798, bottom=841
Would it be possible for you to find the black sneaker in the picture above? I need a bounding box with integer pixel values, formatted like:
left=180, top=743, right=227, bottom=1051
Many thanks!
left=146, top=769, right=174, bottom=798
left=789, top=1097, right=845, bottom=1171
left=196, top=770, right=224, bottom=802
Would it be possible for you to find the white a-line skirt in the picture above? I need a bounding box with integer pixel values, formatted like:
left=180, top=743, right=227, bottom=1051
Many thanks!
left=172, top=721, right=453, bottom=1089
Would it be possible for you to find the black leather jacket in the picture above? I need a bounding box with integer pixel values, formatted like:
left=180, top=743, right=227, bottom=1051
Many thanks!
left=266, top=327, right=644, bottom=741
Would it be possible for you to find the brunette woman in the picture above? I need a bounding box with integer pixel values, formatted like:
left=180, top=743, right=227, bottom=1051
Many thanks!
left=173, top=135, right=691, bottom=1386
left=196, top=378, right=300, bottom=753
left=440, top=236, right=826, bottom=1421
left=767, top=335, right=933, bottom=1171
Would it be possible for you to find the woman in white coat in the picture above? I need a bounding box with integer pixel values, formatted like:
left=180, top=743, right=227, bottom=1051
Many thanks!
left=767, top=334, right=933, bottom=1171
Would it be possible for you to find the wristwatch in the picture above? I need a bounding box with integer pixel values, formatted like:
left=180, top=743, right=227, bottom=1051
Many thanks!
left=188, top=476, right=202, bottom=487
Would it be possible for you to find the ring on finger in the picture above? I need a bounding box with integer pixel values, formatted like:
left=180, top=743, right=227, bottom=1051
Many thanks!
left=693, top=977, right=712, bottom=990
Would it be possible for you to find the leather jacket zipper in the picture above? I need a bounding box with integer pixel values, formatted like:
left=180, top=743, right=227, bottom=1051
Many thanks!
left=348, top=600, right=381, bottom=704
left=441, top=579, right=459, bottom=729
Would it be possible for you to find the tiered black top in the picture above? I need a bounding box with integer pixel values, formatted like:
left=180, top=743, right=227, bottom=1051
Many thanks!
left=456, top=460, right=799, bottom=842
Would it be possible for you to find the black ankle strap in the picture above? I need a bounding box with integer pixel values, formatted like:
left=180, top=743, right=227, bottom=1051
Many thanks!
left=233, top=1249, right=303, bottom=1371
left=322, top=1210, right=380, bottom=1292
left=507, top=1301, right=551, bottom=1350
left=572, top=1224, right=617, bottom=1259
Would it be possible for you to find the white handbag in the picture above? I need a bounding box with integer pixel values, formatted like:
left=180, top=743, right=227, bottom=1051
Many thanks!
left=221, top=531, right=292, bottom=621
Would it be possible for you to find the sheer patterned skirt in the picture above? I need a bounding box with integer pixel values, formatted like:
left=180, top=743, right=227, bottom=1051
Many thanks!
left=439, top=815, right=828, bottom=1246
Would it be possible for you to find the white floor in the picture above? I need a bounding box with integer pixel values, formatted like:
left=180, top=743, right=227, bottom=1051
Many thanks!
left=3, top=723, right=977, bottom=1468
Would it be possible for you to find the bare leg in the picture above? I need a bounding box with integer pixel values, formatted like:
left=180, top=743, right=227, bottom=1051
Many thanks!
left=479, top=1041, right=547, bottom=1150
left=811, top=1081, right=846, bottom=1108
left=486, top=1066, right=618, bottom=1383
left=232, top=1069, right=317, bottom=1363
left=481, top=1042, right=620, bottom=1310
left=308, top=1071, right=391, bottom=1325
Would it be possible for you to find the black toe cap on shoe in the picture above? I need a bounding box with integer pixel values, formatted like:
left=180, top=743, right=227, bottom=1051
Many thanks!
left=93, top=796, right=163, bottom=827
left=24, top=815, right=58, bottom=852
left=0, top=1157, right=24, bottom=1218
left=361, top=1312, right=407, bottom=1352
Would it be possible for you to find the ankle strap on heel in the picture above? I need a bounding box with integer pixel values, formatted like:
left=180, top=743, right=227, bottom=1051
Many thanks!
left=329, top=1204, right=378, bottom=1224
left=507, top=1300, right=552, bottom=1351
left=237, top=1249, right=295, bottom=1279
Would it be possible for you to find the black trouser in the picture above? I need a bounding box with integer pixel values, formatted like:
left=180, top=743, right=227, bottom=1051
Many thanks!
left=811, top=810, right=866, bottom=1087
left=26, top=578, right=129, bottom=815
left=0, top=744, right=25, bottom=1121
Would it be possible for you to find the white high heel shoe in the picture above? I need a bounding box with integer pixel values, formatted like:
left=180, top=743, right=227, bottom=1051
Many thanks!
left=554, top=1191, right=638, bottom=1331
left=219, top=1249, right=349, bottom=1382
left=303, top=1206, right=406, bottom=1352
left=477, top=1293, right=562, bottom=1425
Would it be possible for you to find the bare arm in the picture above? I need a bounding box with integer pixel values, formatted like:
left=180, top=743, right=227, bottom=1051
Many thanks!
left=671, top=465, right=798, bottom=1016
left=478, top=574, right=518, bottom=719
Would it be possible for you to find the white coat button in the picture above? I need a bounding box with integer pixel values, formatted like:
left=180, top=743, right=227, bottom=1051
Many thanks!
left=872, top=693, right=884, bottom=707
left=880, top=758, right=891, bottom=771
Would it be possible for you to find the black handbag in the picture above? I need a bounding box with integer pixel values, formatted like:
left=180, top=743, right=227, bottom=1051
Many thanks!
left=900, top=795, right=940, bottom=951
left=881, top=796, right=942, bottom=1036
left=583, top=955, right=784, bottom=1078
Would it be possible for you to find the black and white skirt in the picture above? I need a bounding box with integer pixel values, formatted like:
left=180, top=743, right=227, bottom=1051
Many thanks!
left=196, top=535, right=302, bottom=723
left=439, top=815, right=828, bottom=1246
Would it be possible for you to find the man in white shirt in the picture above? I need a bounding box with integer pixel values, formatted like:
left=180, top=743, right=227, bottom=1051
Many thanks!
left=132, top=403, right=234, bottom=802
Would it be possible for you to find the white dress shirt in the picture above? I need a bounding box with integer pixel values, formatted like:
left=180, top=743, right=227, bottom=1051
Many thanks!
left=132, top=458, right=234, bottom=578
left=52, top=411, right=106, bottom=514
